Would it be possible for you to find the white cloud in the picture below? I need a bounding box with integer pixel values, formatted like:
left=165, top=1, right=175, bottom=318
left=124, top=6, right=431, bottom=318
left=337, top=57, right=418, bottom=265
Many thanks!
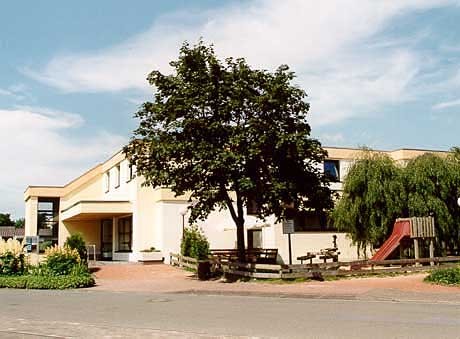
left=318, top=133, right=346, bottom=145
left=432, top=98, right=460, bottom=109
left=22, top=0, right=459, bottom=126
left=0, top=84, right=28, bottom=101
left=0, top=107, right=126, bottom=217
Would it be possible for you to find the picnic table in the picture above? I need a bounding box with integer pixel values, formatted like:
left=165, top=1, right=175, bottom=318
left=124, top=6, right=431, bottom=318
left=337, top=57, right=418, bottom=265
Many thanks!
left=297, top=248, right=340, bottom=264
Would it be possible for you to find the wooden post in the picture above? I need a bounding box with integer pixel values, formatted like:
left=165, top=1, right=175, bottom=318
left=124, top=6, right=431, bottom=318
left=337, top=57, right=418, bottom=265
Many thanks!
left=414, top=238, right=420, bottom=266
left=288, top=233, right=292, bottom=265
left=429, top=238, right=435, bottom=266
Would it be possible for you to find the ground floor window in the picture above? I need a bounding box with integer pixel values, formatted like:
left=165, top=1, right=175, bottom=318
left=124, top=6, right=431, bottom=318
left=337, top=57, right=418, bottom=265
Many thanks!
left=247, top=229, right=262, bottom=249
left=117, top=216, right=132, bottom=252
left=292, top=210, right=336, bottom=232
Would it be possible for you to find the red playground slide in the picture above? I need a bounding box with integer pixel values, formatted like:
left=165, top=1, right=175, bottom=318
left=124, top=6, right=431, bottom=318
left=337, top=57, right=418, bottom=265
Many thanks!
left=371, top=219, right=411, bottom=261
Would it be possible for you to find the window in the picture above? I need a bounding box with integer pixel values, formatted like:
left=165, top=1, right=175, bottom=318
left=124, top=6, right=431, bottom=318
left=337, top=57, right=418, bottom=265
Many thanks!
left=37, top=198, right=59, bottom=246
left=324, top=160, right=340, bottom=182
left=127, top=163, right=135, bottom=182
left=115, top=165, right=120, bottom=188
left=292, top=210, right=335, bottom=232
left=247, top=229, right=262, bottom=249
left=117, top=216, right=132, bottom=252
left=105, top=172, right=110, bottom=193
left=246, top=198, right=259, bottom=215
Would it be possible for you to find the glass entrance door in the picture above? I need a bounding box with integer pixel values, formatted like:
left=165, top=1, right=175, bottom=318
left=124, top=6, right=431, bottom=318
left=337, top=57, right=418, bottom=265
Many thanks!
left=101, top=219, right=113, bottom=260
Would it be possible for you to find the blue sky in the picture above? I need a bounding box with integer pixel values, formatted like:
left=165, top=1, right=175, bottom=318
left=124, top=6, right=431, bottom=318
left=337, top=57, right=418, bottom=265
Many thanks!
left=1, top=0, right=460, bottom=217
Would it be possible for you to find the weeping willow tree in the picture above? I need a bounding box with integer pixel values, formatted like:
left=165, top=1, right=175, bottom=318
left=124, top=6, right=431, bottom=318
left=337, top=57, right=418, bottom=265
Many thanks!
left=404, top=152, right=460, bottom=255
left=332, top=149, right=406, bottom=257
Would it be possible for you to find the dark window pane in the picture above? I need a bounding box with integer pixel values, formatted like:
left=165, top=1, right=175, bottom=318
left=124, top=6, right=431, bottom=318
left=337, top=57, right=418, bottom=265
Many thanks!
left=117, top=216, right=132, bottom=251
left=324, top=160, right=340, bottom=182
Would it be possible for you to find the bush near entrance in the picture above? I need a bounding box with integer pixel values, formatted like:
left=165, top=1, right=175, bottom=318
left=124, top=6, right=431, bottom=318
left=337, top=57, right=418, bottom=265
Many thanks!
left=181, top=225, right=210, bottom=260
left=0, top=238, right=94, bottom=289
left=64, top=233, right=87, bottom=262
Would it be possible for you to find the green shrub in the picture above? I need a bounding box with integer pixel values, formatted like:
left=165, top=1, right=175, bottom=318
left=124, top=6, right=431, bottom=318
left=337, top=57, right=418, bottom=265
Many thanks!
left=424, top=266, right=460, bottom=286
left=64, top=233, right=87, bottom=262
left=0, top=270, right=95, bottom=289
left=0, top=238, right=25, bottom=275
left=181, top=225, right=210, bottom=260
left=45, top=245, right=80, bottom=276
left=39, top=240, right=53, bottom=253
left=0, top=252, right=25, bottom=276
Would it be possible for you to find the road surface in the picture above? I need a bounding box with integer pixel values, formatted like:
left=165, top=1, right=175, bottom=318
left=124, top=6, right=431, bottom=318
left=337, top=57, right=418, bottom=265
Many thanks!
left=0, top=289, right=459, bottom=338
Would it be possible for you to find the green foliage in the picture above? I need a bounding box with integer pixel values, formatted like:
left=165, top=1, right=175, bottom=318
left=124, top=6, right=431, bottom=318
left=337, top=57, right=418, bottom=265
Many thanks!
left=125, top=40, right=332, bottom=260
left=404, top=154, right=460, bottom=254
left=45, top=246, right=81, bottom=276
left=333, top=147, right=460, bottom=256
left=39, top=240, right=53, bottom=253
left=0, top=264, right=95, bottom=289
left=0, top=252, right=25, bottom=275
left=424, top=266, right=460, bottom=286
left=0, top=213, right=14, bottom=226
left=64, top=233, right=87, bottom=261
left=181, top=225, right=210, bottom=260
left=140, top=247, right=159, bottom=252
left=332, top=149, right=405, bottom=256
left=14, top=218, right=25, bottom=228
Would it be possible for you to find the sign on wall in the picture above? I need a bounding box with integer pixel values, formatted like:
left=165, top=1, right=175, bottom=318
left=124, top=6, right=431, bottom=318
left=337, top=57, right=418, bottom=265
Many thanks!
left=25, top=236, right=39, bottom=252
left=282, top=219, right=295, bottom=234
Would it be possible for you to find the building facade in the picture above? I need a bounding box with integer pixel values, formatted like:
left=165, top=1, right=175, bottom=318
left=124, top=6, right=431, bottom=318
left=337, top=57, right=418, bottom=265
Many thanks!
left=24, top=147, right=448, bottom=264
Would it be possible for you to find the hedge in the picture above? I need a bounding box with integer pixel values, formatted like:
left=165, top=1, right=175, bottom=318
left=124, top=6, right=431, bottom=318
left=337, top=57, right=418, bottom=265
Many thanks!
left=0, top=273, right=95, bottom=289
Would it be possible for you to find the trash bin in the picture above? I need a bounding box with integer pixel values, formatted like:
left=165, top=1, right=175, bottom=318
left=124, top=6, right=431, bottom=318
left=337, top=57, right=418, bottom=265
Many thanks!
left=197, top=261, right=211, bottom=280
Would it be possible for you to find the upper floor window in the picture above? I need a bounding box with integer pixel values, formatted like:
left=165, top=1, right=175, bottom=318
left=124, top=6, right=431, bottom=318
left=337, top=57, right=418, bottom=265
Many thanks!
left=115, top=165, right=120, bottom=188
left=324, top=160, right=340, bottom=182
left=127, top=163, right=136, bottom=182
left=105, top=172, right=110, bottom=193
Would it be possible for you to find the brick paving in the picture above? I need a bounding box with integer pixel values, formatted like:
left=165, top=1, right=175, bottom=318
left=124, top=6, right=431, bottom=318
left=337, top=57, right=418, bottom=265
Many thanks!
left=91, top=263, right=460, bottom=303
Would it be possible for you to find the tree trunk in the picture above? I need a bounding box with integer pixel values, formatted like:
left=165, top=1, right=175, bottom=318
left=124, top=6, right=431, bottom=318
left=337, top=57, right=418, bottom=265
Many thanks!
left=236, top=220, right=245, bottom=262
left=222, top=188, right=246, bottom=262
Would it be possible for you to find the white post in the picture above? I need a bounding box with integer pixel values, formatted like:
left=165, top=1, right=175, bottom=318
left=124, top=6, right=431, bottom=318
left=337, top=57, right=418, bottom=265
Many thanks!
left=429, top=239, right=435, bottom=266
left=414, top=238, right=420, bottom=266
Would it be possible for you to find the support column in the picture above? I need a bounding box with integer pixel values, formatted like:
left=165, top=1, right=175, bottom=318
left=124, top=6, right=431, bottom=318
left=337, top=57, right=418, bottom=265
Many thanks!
left=25, top=196, right=38, bottom=236
left=429, top=238, right=435, bottom=266
left=414, top=238, right=420, bottom=266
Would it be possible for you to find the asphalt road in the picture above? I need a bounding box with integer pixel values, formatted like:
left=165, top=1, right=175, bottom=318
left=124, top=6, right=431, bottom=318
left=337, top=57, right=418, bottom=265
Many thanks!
left=0, top=289, right=459, bottom=338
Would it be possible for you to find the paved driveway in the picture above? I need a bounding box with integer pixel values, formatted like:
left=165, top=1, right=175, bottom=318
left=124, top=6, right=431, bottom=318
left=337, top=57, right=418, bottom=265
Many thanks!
left=91, top=263, right=460, bottom=303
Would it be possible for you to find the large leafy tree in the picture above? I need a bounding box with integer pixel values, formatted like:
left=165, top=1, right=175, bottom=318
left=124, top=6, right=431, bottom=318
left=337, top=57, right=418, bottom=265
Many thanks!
left=0, top=213, right=14, bottom=226
left=404, top=153, right=460, bottom=254
left=332, top=149, right=406, bottom=257
left=125, top=41, right=333, bottom=261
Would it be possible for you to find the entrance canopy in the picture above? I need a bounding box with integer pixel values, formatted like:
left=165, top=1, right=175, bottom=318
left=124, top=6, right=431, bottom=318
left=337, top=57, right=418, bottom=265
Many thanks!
left=61, top=200, right=132, bottom=221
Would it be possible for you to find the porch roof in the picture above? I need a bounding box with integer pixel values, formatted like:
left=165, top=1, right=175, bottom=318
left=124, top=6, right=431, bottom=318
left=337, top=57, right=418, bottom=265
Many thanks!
left=61, top=200, right=132, bottom=221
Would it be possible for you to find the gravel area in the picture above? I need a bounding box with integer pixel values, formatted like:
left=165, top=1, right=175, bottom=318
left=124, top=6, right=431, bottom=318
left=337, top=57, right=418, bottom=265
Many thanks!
left=91, top=263, right=460, bottom=303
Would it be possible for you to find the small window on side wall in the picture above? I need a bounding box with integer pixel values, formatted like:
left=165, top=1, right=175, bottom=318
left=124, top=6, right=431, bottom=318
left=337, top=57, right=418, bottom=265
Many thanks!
left=115, top=165, right=120, bottom=188
left=127, top=163, right=135, bottom=182
left=324, top=160, right=340, bottom=182
left=105, top=172, right=110, bottom=193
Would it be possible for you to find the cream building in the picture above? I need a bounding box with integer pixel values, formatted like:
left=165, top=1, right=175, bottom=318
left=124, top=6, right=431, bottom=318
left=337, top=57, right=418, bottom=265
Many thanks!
left=24, top=146, right=448, bottom=264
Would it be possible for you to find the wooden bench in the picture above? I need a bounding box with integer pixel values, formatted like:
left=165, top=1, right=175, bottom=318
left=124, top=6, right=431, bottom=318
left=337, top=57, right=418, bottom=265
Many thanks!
left=297, top=253, right=316, bottom=265
left=210, top=248, right=278, bottom=264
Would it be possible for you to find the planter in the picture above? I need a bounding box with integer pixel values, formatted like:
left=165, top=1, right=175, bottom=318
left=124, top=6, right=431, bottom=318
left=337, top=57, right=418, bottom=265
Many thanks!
left=138, top=251, right=163, bottom=263
left=197, top=261, right=211, bottom=280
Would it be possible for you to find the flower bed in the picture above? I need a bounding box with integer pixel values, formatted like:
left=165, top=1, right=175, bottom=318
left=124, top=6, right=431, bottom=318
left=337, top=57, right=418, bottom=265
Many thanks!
left=0, top=238, right=95, bottom=289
